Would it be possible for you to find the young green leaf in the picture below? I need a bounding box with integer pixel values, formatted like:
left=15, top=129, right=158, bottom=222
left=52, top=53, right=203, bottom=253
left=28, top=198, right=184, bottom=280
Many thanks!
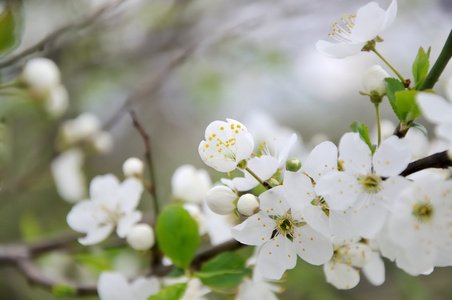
left=155, top=205, right=201, bottom=269
left=52, top=284, right=76, bottom=297
left=350, top=121, right=374, bottom=153
left=385, top=77, right=405, bottom=115
left=412, top=46, right=431, bottom=90
left=195, top=252, right=250, bottom=289
left=0, top=3, right=22, bottom=57
left=394, top=90, right=422, bottom=122
left=148, top=283, right=187, bottom=300
left=408, top=122, right=428, bottom=136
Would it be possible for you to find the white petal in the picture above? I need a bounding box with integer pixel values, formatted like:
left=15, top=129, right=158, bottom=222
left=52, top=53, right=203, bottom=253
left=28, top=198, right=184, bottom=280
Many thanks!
left=351, top=2, right=387, bottom=41
left=78, top=225, right=114, bottom=245
left=66, top=200, right=105, bottom=233
left=221, top=177, right=255, bottom=192
left=302, top=141, right=338, bottom=183
left=283, top=171, right=316, bottom=211
left=231, top=214, right=274, bottom=246
left=235, top=132, right=255, bottom=162
left=130, top=276, right=160, bottom=300
left=350, top=196, right=388, bottom=239
left=97, top=272, right=131, bottom=300
left=323, top=261, right=360, bottom=289
left=90, top=174, right=120, bottom=205
left=117, top=177, right=143, bottom=213
left=329, top=209, right=361, bottom=239
left=301, top=204, right=331, bottom=237
left=257, top=235, right=297, bottom=280
left=276, top=133, right=297, bottom=166
left=373, top=136, right=411, bottom=177
left=338, top=132, right=371, bottom=177
left=435, top=124, right=452, bottom=142
left=417, top=92, right=452, bottom=124
left=315, top=40, right=366, bottom=58
left=315, top=171, right=360, bottom=211
left=362, top=254, right=385, bottom=286
left=294, top=225, right=333, bottom=265
left=259, top=186, right=291, bottom=216
left=244, top=155, right=279, bottom=184
left=116, top=211, right=142, bottom=238
left=381, top=0, right=398, bottom=31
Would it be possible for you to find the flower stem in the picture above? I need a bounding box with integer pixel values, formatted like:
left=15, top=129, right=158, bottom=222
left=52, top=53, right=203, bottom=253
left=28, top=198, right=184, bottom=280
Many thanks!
left=372, top=47, right=408, bottom=87
left=420, top=29, right=452, bottom=90
left=0, top=80, right=18, bottom=90
left=245, top=167, right=271, bottom=189
left=374, top=103, right=381, bottom=147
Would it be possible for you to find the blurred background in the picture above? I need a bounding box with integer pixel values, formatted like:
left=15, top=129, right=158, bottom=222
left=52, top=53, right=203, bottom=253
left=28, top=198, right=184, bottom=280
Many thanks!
left=0, top=0, right=451, bottom=299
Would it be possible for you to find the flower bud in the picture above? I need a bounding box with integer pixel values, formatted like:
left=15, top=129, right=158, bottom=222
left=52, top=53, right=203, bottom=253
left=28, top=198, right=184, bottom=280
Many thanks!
left=22, top=58, right=61, bottom=96
left=126, top=223, right=155, bottom=250
left=205, top=185, right=237, bottom=215
left=362, top=65, right=390, bottom=100
left=237, top=194, right=259, bottom=216
left=171, top=164, right=212, bottom=204
left=123, top=157, right=145, bottom=177
left=91, top=132, right=113, bottom=154
left=46, top=85, right=69, bottom=117
left=286, top=158, right=302, bottom=172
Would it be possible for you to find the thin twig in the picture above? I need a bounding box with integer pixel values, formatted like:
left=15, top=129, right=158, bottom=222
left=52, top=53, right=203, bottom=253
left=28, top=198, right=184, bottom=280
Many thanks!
left=400, top=150, right=452, bottom=177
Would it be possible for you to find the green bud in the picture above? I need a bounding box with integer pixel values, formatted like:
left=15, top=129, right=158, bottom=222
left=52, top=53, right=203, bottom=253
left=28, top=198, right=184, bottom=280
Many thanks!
left=286, top=158, right=302, bottom=172
left=237, top=159, right=247, bottom=170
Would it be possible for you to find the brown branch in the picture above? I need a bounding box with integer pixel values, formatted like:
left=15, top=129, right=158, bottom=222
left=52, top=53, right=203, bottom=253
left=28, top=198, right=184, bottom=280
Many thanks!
left=400, top=150, right=452, bottom=177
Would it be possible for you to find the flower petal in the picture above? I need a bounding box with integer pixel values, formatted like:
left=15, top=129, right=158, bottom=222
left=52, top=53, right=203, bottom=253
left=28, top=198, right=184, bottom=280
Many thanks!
left=315, top=40, right=366, bottom=58
left=116, top=211, right=142, bottom=238
left=231, top=214, right=274, bottom=246
left=315, top=171, right=360, bottom=211
left=302, top=141, right=338, bottom=183
left=98, top=272, right=131, bottom=300
left=373, top=136, right=411, bottom=177
left=338, top=132, right=371, bottom=176
left=130, top=276, right=160, bottom=300
left=416, top=92, right=452, bottom=124
left=323, top=261, right=360, bottom=289
left=117, top=177, right=143, bottom=213
left=66, top=200, right=105, bottom=233
left=283, top=171, right=315, bottom=211
left=294, top=225, right=333, bottom=265
left=78, top=224, right=114, bottom=245
left=90, top=174, right=120, bottom=205
left=257, top=235, right=297, bottom=280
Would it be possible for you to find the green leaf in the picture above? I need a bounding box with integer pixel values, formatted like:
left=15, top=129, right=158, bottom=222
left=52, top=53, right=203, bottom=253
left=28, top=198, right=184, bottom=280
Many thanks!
left=412, top=46, right=431, bottom=90
left=394, top=90, right=422, bottom=122
left=148, top=283, right=187, bottom=300
left=20, top=212, right=42, bottom=242
left=155, top=205, right=201, bottom=269
left=0, top=2, right=22, bottom=57
left=385, top=77, right=405, bottom=116
left=195, top=252, right=249, bottom=289
left=52, top=284, right=76, bottom=297
left=350, top=121, right=374, bottom=153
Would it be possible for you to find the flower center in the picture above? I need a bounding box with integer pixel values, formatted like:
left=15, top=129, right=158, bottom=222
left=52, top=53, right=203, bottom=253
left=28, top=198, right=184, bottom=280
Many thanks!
left=357, top=174, right=382, bottom=194
left=311, top=196, right=330, bottom=216
left=412, top=202, right=433, bottom=223
left=328, top=14, right=356, bottom=43
left=100, top=204, right=124, bottom=225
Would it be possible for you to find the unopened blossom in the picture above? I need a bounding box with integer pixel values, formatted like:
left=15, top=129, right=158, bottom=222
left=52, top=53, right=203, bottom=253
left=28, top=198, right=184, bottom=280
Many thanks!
left=97, top=272, right=160, bottom=300
left=417, top=91, right=452, bottom=143
left=232, top=186, right=333, bottom=280
left=126, top=223, right=155, bottom=251
left=46, top=84, right=69, bottom=117
left=171, top=164, right=212, bottom=203
left=316, top=0, right=397, bottom=58
left=237, top=194, right=260, bottom=216
left=377, top=173, right=452, bottom=275
left=199, top=119, right=254, bottom=172
left=362, top=65, right=390, bottom=97
left=324, top=238, right=385, bottom=289
left=60, top=113, right=102, bottom=144
left=315, top=132, right=411, bottom=239
left=51, top=148, right=86, bottom=203
left=204, top=185, right=237, bottom=215
left=123, top=157, right=145, bottom=178
left=67, top=174, right=143, bottom=245
left=22, top=57, right=61, bottom=97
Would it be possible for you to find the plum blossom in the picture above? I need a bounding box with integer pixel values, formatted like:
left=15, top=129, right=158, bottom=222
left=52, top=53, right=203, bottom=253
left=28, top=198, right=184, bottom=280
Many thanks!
left=67, top=174, right=143, bottom=245
left=315, top=132, right=411, bottom=239
left=377, top=173, right=452, bottom=275
left=171, top=164, right=212, bottom=203
left=323, top=238, right=385, bottom=289
left=199, top=119, right=254, bottom=172
left=416, top=91, right=452, bottom=143
left=232, top=186, right=333, bottom=279
left=316, top=0, right=397, bottom=58
left=97, top=272, right=160, bottom=300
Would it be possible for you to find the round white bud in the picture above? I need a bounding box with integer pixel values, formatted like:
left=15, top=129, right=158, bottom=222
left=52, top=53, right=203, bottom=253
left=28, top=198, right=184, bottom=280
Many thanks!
left=205, top=185, right=237, bottom=215
left=46, top=85, right=69, bottom=117
left=92, top=132, right=113, bottom=154
left=126, top=223, right=155, bottom=250
left=362, top=65, right=390, bottom=97
left=22, top=58, right=61, bottom=96
left=123, top=157, right=145, bottom=177
left=171, top=164, right=212, bottom=204
left=237, top=194, right=259, bottom=216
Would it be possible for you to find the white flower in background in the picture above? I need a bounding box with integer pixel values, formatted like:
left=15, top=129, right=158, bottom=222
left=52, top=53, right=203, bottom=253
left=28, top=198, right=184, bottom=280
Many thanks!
left=362, top=65, right=390, bottom=97
left=51, top=148, right=86, bottom=203
left=181, top=278, right=210, bottom=300
left=97, top=272, right=160, bottom=300
left=315, top=132, right=411, bottom=239
left=61, top=113, right=102, bottom=144
left=171, top=164, right=212, bottom=203
left=199, top=119, right=254, bottom=172
left=203, top=201, right=234, bottom=245
left=417, top=91, right=452, bottom=143
left=22, top=57, right=61, bottom=97
left=126, top=223, right=155, bottom=251
left=316, top=0, right=397, bottom=58
left=204, top=185, right=237, bottom=215
left=46, top=84, right=69, bottom=117
left=232, top=186, right=333, bottom=279
left=67, top=174, right=143, bottom=245
left=323, top=238, right=385, bottom=289
left=92, top=131, right=114, bottom=154
left=123, top=157, right=145, bottom=178
left=284, top=141, right=338, bottom=237
left=183, top=204, right=208, bottom=236
left=377, top=173, right=452, bottom=275
left=237, top=194, right=260, bottom=216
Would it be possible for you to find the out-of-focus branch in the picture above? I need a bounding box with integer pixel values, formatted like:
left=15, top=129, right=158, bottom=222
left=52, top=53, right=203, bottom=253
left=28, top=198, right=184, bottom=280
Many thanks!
left=0, top=0, right=126, bottom=69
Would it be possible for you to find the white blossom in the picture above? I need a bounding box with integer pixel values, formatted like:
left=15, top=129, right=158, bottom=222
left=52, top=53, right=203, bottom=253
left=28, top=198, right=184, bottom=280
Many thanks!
left=316, top=0, right=397, bottom=58
left=237, top=194, right=260, bottom=216
left=67, top=174, right=143, bottom=245
left=97, top=272, right=160, bottom=300
left=417, top=91, right=452, bottom=143
left=171, top=164, right=212, bottom=203
left=362, top=65, right=390, bottom=96
left=22, top=57, right=61, bottom=96
left=204, top=185, right=237, bottom=215
left=123, top=157, right=145, bottom=178
left=126, top=223, right=155, bottom=251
